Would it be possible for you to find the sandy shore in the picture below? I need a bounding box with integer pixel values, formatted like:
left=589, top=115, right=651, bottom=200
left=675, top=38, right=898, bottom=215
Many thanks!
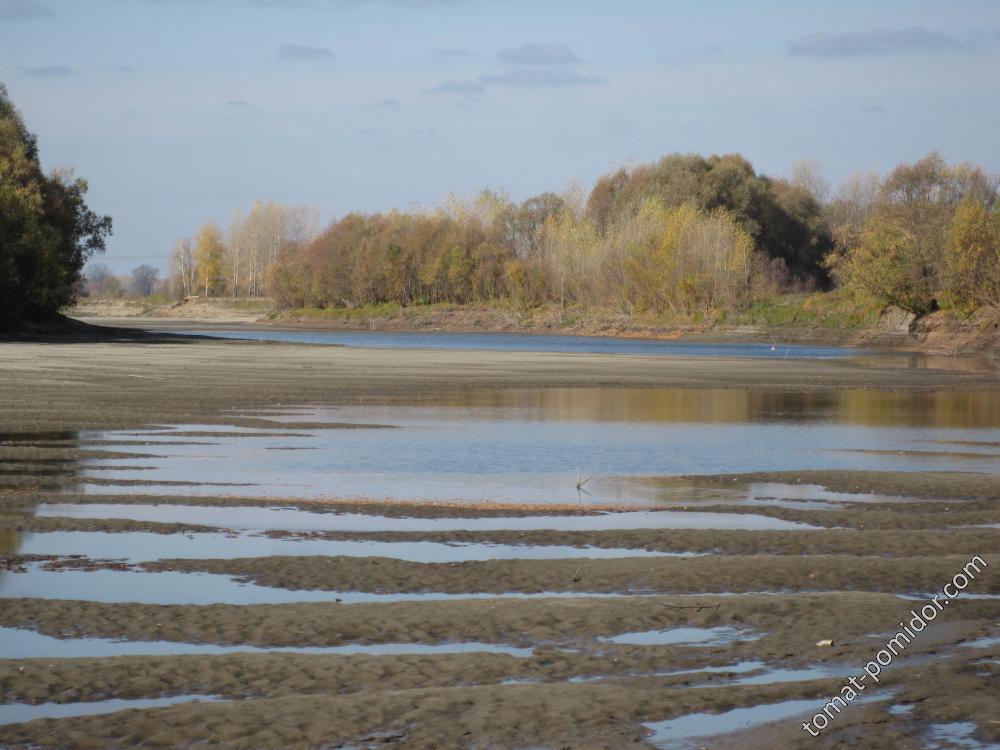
left=0, top=329, right=998, bottom=748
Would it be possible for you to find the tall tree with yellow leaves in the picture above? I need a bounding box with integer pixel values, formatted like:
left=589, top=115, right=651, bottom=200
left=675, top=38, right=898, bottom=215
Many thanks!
left=194, top=222, right=225, bottom=297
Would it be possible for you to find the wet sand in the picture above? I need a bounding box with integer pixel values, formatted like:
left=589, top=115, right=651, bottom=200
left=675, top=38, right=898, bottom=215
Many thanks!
left=0, top=332, right=998, bottom=748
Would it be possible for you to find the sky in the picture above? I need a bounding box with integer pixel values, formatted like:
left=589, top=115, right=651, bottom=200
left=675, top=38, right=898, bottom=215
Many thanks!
left=2, top=0, right=999, bottom=273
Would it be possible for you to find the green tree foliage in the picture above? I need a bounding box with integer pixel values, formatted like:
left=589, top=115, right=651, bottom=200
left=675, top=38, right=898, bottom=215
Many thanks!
left=585, top=153, right=832, bottom=286
left=271, top=192, right=761, bottom=317
left=836, top=214, right=937, bottom=316
left=188, top=150, right=1000, bottom=319
left=831, top=153, right=999, bottom=316
left=0, top=84, right=112, bottom=324
left=194, top=222, right=225, bottom=296
left=945, top=199, right=1000, bottom=309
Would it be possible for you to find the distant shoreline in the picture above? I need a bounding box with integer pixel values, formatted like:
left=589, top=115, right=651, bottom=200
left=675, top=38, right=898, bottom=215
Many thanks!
left=69, top=295, right=1000, bottom=356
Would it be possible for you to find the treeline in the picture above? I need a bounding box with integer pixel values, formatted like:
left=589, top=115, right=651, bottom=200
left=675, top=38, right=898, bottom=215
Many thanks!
left=166, top=151, right=999, bottom=320
left=169, top=202, right=319, bottom=299
left=0, top=85, right=111, bottom=324
left=828, top=154, right=999, bottom=315
left=271, top=193, right=761, bottom=314
left=82, top=263, right=163, bottom=299
left=270, top=154, right=821, bottom=316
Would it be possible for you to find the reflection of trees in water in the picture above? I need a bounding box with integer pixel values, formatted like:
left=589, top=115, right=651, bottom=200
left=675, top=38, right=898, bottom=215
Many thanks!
left=0, top=431, right=83, bottom=584
left=424, top=388, right=1000, bottom=428
left=839, top=390, right=1000, bottom=428
left=0, top=529, right=22, bottom=555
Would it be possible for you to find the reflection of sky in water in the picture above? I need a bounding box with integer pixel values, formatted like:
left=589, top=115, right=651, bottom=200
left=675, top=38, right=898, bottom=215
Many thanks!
left=36, top=504, right=817, bottom=531
left=73, top=387, right=1000, bottom=504
left=643, top=690, right=896, bottom=749
left=176, top=329, right=857, bottom=358
left=0, top=627, right=534, bottom=659
left=1, top=565, right=718, bottom=605
left=0, top=695, right=225, bottom=727
left=598, top=626, right=758, bottom=646
left=14, top=530, right=696, bottom=563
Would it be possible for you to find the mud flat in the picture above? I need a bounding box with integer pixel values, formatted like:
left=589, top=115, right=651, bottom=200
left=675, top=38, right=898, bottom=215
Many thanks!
left=0, top=331, right=998, bottom=748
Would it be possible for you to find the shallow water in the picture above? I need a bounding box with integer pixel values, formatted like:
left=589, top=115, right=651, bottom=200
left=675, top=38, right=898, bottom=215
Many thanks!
left=66, top=388, right=1000, bottom=503
left=718, top=664, right=847, bottom=686
left=925, top=722, right=1000, bottom=749
left=642, top=698, right=821, bottom=748
left=643, top=691, right=895, bottom=749
left=569, top=661, right=848, bottom=687
left=177, top=329, right=857, bottom=359
left=0, top=565, right=706, bottom=605
left=960, top=635, right=1000, bottom=649
left=36, top=504, right=818, bottom=532
left=0, top=695, right=225, bottom=727
left=598, top=627, right=759, bottom=647
left=0, top=626, right=534, bottom=659
left=15, top=530, right=693, bottom=563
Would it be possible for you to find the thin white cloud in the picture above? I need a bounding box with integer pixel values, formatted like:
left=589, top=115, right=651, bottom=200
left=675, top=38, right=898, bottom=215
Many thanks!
left=430, top=67, right=603, bottom=95
left=276, top=42, right=335, bottom=60
left=480, top=68, right=602, bottom=87
left=21, top=65, right=76, bottom=77
left=789, top=27, right=972, bottom=56
left=429, top=78, right=485, bottom=95
left=497, top=43, right=578, bottom=65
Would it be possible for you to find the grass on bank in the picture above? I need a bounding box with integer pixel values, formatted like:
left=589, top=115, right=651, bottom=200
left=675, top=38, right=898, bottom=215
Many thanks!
left=738, top=289, right=883, bottom=329
left=274, top=289, right=886, bottom=332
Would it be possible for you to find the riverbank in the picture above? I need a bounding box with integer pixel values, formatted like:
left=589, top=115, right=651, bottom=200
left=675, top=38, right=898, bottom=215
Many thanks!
left=69, top=292, right=1000, bottom=355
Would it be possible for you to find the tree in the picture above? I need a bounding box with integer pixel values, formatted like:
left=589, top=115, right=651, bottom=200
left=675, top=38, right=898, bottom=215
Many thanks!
left=838, top=214, right=936, bottom=316
left=824, top=171, right=881, bottom=264
left=226, top=201, right=320, bottom=297
left=790, top=160, right=830, bottom=204
left=170, top=238, right=196, bottom=298
left=0, top=84, right=111, bottom=324
left=194, top=222, right=225, bottom=297
left=84, top=263, right=116, bottom=297
left=945, top=199, right=1000, bottom=309
left=584, top=153, right=831, bottom=286
left=130, top=264, right=159, bottom=297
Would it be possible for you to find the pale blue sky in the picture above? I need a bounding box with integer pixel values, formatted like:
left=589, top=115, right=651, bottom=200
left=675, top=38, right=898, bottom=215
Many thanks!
left=2, top=0, right=999, bottom=272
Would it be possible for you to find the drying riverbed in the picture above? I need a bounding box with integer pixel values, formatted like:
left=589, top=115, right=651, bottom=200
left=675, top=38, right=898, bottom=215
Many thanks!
left=0, top=329, right=998, bottom=748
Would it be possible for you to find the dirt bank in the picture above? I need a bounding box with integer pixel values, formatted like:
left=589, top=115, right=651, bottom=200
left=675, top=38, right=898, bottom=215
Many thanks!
left=69, top=296, right=1000, bottom=355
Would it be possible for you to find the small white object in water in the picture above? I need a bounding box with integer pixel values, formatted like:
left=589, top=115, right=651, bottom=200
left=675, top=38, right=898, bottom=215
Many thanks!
left=816, top=639, right=834, bottom=647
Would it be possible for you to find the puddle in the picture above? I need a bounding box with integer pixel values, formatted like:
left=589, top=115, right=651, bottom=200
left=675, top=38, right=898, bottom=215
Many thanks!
left=0, top=627, right=534, bottom=659
left=718, top=664, right=847, bottom=686
left=897, top=593, right=1000, bottom=602
left=569, top=662, right=767, bottom=684
left=889, top=703, right=915, bottom=715
left=569, top=661, right=848, bottom=687
left=36, top=504, right=819, bottom=532
left=643, top=691, right=894, bottom=749
left=0, top=695, right=225, bottom=727
left=643, top=698, right=820, bottom=748
left=960, top=635, right=1000, bottom=649
left=598, top=627, right=759, bottom=647
left=925, top=722, right=1000, bottom=749
left=14, top=531, right=694, bottom=563
left=0, top=565, right=689, bottom=605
